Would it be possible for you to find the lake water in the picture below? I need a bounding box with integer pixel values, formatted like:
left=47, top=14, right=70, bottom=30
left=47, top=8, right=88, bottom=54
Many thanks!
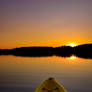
left=0, top=55, right=92, bottom=92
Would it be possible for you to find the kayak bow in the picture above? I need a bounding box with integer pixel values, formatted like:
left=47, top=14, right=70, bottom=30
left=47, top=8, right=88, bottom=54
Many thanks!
left=35, top=77, right=67, bottom=92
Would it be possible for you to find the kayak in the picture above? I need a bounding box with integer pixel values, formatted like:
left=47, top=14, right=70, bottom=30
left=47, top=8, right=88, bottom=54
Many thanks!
left=35, top=77, right=67, bottom=92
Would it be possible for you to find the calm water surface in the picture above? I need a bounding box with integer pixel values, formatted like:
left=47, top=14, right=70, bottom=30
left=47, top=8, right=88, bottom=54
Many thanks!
left=0, top=55, right=92, bottom=92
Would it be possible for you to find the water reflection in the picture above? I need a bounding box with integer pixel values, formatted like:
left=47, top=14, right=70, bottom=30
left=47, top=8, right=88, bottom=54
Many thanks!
left=69, top=55, right=77, bottom=60
left=0, top=55, right=92, bottom=92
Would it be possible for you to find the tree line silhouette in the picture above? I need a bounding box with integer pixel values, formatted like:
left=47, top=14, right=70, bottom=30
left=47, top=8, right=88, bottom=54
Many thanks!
left=0, top=44, right=92, bottom=59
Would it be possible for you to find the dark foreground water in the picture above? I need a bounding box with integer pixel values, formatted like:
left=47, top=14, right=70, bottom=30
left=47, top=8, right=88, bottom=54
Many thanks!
left=0, top=55, right=92, bottom=92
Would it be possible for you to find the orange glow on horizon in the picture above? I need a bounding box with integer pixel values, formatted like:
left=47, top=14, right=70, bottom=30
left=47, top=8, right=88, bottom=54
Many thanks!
left=0, top=40, right=91, bottom=49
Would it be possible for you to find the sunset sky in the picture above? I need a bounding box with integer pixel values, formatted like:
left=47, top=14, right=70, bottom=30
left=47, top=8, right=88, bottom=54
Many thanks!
left=0, top=0, right=92, bottom=49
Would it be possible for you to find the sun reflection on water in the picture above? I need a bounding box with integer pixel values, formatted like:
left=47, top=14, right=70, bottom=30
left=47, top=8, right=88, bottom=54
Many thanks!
left=70, top=55, right=77, bottom=60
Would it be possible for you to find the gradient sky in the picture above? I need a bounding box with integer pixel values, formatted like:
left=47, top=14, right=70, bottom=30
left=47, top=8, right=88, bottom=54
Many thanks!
left=0, top=0, right=92, bottom=49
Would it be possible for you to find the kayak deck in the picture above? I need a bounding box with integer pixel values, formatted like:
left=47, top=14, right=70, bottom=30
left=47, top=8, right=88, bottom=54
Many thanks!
left=35, top=77, right=67, bottom=92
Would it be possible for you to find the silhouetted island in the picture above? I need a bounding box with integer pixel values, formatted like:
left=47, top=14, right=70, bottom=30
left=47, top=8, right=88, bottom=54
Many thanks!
left=0, top=44, right=92, bottom=59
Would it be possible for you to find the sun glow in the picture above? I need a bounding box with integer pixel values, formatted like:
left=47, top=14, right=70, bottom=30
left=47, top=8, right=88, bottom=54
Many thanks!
left=70, top=55, right=77, bottom=60
left=69, top=43, right=77, bottom=47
